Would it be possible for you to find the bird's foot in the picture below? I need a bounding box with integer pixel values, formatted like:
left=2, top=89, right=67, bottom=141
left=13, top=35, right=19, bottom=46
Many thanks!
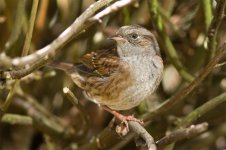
left=102, top=106, right=143, bottom=130
left=117, top=114, right=144, bottom=129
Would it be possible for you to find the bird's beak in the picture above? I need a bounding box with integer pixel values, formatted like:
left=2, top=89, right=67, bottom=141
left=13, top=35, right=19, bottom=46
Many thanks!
left=108, top=34, right=126, bottom=42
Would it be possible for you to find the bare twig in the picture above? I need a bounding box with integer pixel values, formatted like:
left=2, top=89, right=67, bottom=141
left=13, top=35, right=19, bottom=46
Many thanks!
left=0, top=80, right=19, bottom=112
left=156, top=123, right=208, bottom=147
left=0, top=0, right=40, bottom=118
left=0, top=0, right=140, bottom=81
left=179, top=92, right=226, bottom=127
left=10, top=0, right=116, bottom=68
left=207, top=0, right=226, bottom=59
left=4, top=0, right=26, bottom=51
left=109, top=133, right=135, bottom=150
left=129, top=121, right=156, bottom=150
left=63, top=87, right=90, bottom=137
left=202, top=0, right=212, bottom=32
left=1, top=113, right=33, bottom=125
left=79, top=127, right=119, bottom=150
left=63, top=87, right=79, bottom=105
left=90, top=0, right=138, bottom=22
left=22, top=0, right=39, bottom=56
left=0, top=55, right=49, bottom=80
left=15, top=95, right=75, bottom=140
left=205, top=0, right=226, bottom=97
left=178, top=122, right=226, bottom=149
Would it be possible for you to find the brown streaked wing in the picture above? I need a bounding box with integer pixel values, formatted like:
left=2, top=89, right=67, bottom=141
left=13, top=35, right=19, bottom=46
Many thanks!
left=80, top=48, right=120, bottom=77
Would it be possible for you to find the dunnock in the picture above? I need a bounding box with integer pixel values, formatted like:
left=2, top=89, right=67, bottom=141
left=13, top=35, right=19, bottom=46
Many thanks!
left=50, top=25, right=163, bottom=127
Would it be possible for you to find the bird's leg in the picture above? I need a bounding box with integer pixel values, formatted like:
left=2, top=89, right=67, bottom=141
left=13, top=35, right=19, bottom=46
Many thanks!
left=102, top=106, right=143, bottom=129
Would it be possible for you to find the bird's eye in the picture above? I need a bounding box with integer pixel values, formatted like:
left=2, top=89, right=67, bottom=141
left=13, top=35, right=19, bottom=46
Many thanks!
left=130, top=33, right=138, bottom=39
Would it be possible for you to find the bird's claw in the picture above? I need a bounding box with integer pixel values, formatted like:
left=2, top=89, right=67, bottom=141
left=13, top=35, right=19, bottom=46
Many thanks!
left=120, top=115, right=144, bottom=129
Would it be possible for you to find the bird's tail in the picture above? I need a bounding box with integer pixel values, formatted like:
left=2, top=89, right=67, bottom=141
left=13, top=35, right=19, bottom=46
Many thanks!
left=47, top=62, right=85, bottom=88
left=47, top=62, right=76, bottom=74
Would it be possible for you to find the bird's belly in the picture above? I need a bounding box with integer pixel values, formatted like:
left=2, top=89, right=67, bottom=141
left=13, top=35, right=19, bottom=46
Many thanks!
left=84, top=68, right=134, bottom=107
left=106, top=79, right=157, bottom=110
left=106, top=66, right=163, bottom=110
left=85, top=75, right=160, bottom=110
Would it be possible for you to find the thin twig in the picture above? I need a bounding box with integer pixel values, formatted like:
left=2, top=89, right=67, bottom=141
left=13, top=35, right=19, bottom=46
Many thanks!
left=63, top=87, right=90, bottom=137
left=207, top=0, right=226, bottom=59
left=1, top=113, right=33, bottom=125
left=157, top=6, right=185, bottom=38
left=179, top=92, right=226, bottom=127
left=90, top=0, right=138, bottom=22
left=15, top=94, right=75, bottom=140
left=161, top=92, right=226, bottom=149
left=0, top=55, right=49, bottom=80
left=0, top=0, right=139, bottom=81
left=156, top=123, right=208, bottom=147
left=202, top=0, right=212, bottom=32
left=10, top=0, right=116, bottom=68
left=109, top=133, right=135, bottom=150
left=0, top=0, right=40, bottom=117
left=129, top=121, right=156, bottom=150
left=178, top=122, right=226, bottom=149
left=4, top=0, right=26, bottom=51
left=22, top=0, right=39, bottom=56
left=0, top=80, right=19, bottom=112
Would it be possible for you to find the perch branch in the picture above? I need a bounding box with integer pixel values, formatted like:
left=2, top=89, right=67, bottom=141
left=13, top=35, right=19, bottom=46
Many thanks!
left=129, top=121, right=156, bottom=150
left=156, top=123, right=208, bottom=147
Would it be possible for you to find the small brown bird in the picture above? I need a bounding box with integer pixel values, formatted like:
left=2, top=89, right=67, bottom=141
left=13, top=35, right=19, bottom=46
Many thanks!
left=50, top=25, right=163, bottom=127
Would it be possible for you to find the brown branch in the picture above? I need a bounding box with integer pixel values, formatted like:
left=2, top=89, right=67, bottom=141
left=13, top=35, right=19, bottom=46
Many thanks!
left=178, top=122, right=226, bottom=149
left=0, top=55, right=49, bottom=80
left=156, top=123, right=208, bottom=147
left=129, top=121, right=156, bottom=150
left=10, top=0, right=116, bottom=68
left=90, top=0, right=138, bottom=22
left=178, top=92, right=226, bottom=128
left=15, top=95, right=75, bottom=141
left=207, top=0, right=226, bottom=59
left=0, top=0, right=140, bottom=81
left=22, top=0, right=39, bottom=56
left=63, top=87, right=90, bottom=137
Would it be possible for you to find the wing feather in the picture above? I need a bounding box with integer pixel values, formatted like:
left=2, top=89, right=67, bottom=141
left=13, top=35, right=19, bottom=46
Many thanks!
left=80, top=48, right=120, bottom=77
